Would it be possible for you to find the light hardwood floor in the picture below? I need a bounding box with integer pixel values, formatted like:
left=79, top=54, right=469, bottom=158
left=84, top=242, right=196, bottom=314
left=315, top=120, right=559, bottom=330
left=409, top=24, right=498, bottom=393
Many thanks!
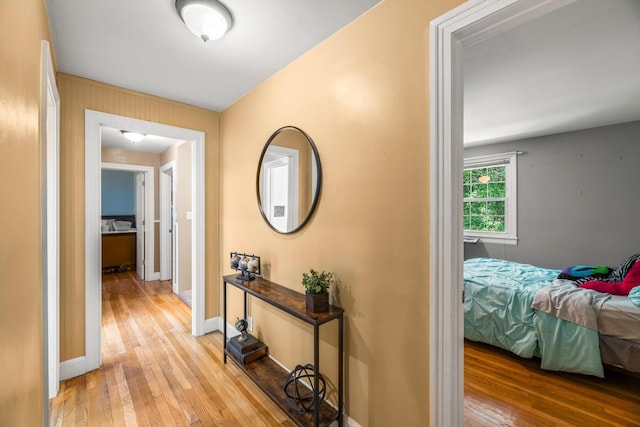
left=51, top=272, right=640, bottom=426
left=465, top=340, right=640, bottom=426
left=50, top=272, right=294, bottom=426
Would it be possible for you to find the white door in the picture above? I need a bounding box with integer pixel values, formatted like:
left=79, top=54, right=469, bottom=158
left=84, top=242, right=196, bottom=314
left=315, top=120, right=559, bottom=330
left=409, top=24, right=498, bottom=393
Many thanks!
left=264, top=158, right=291, bottom=232
left=136, top=172, right=145, bottom=280
left=160, top=165, right=175, bottom=281
left=171, top=178, right=177, bottom=291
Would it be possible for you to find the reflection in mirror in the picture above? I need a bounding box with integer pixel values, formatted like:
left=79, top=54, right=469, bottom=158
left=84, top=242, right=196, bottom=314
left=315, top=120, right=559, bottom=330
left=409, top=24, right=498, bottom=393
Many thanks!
left=257, top=126, right=322, bottom=234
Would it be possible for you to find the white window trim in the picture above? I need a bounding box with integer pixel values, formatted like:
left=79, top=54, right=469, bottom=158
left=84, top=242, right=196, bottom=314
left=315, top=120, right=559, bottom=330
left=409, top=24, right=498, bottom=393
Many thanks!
left=463, top=151, right=518, bottom=245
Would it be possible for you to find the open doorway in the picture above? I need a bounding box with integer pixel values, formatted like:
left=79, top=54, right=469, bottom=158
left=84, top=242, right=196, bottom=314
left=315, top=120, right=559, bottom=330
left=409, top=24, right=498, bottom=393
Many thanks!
left=429, top=0, right=576, bottom=424
left=82, top=111, right=205, bottom=375
left=100, top=163, right=154, bottom=280
left=99, top=126, right=193, bottom=293
left=258, top=145, right=299, bottom=233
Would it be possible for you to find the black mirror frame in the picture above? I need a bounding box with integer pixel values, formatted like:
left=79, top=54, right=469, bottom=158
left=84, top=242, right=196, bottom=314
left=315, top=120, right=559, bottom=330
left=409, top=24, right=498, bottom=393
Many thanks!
left=256, top=126, right=322, bottom=234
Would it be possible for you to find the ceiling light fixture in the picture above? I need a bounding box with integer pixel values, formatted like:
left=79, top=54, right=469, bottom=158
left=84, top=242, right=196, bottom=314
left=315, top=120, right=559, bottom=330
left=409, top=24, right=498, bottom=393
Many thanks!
left=478, top=175, right=491, bottom=184
left=175, top=0, right=233, bottom=42
left=121, top=130, right=145, bottom=144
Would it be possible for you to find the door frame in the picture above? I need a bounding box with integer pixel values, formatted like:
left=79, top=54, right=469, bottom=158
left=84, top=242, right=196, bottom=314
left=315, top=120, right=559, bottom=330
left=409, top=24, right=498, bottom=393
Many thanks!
left=101, top=163, right=155, bottom=280
left=83, top=110, right=206, bottom=375
left=429, top=0, right=575, bottom=424
left=40, top=40, right=60, bottom=406
left=160, top=161, right=176, bottom=284
left=259, top=145, right=299, bottom=232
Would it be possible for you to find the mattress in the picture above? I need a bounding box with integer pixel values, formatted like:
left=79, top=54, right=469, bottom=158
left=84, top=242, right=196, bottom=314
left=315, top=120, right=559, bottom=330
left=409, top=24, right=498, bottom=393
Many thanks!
left=598, top=295, right=640, bottom=344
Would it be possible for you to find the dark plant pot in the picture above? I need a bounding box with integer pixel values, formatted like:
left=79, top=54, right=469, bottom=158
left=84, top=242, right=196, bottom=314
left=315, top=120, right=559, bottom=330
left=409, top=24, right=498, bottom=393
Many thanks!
left=306, top=291, right=329, bottom=313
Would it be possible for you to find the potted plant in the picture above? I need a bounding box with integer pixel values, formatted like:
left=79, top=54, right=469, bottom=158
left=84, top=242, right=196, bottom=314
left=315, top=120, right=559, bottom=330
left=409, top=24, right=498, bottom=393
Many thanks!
left=302, top=269, right=334, bottom=313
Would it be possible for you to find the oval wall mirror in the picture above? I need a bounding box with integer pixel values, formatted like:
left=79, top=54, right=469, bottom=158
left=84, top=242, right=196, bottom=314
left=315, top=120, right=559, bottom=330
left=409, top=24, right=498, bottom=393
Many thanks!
left=256, top=126, right=322, bottom=234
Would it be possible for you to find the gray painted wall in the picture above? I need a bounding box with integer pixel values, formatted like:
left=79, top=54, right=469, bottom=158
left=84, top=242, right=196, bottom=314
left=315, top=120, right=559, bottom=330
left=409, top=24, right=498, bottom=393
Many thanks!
left=464, top=120, right=640, bottom=270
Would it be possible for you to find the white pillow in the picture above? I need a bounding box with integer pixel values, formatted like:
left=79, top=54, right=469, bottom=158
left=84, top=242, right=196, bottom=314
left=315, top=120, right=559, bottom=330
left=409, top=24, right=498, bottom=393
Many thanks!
left=101, top=219, right=115, bottom=232
left=113, top=221, right=132, bottom=231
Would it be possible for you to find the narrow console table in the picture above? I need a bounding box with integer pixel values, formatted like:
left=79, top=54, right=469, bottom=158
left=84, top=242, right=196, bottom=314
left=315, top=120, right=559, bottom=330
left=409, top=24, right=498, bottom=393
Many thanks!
left=222, top=275, right=344, bottom=427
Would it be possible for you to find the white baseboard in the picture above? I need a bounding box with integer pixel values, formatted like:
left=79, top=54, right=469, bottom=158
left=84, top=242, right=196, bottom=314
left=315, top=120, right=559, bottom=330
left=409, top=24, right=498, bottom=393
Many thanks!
left=204, top=316, right=221, bottom=334
left=345, top=415, right=363, bottom=427
left=149, top=272, right=160, bottom=281
left=223, top=319, right=242, bottom=338
left=59, top=356, right=87, bottom=381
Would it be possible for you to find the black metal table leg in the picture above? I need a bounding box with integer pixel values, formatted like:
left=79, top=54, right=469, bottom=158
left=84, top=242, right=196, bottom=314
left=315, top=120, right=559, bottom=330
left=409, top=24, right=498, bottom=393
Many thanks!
left=338, top=314, right=344, bottom=426
left=223, top=280, right=227, bottom=364
left=243, top=292, right=248, bottom=320
left=314, top=323, right=320, bottom=427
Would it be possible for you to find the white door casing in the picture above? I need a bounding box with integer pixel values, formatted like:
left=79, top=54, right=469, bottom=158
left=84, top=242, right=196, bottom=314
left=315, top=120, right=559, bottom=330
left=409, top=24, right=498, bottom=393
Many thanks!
left=78, top=111, right=206, bottom=379
left=173, top=222, right=179, bottom=294
left=40, top=40, right=60, bottom=404
left=429, top=0, right=576, bottom=425
left=136, top=171, right=146, bottom=279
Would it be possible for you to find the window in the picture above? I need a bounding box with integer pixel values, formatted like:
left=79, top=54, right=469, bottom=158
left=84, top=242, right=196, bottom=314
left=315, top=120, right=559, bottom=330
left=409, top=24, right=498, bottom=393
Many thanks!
left=463, top=152, right=517, bottom=244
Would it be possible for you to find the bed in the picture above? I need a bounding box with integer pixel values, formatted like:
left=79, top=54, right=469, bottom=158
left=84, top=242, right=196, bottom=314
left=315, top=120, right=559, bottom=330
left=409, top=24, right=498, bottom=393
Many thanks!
left=464, top=257, right=640, bottom=377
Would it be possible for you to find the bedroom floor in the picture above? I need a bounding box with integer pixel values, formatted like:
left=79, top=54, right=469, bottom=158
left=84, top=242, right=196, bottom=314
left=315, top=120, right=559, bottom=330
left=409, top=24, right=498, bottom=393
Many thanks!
left=464, top=339, right=640, bottom=426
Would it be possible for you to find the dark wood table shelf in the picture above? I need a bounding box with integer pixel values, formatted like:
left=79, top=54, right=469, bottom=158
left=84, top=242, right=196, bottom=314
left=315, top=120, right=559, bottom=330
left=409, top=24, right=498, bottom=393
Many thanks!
left=223, top=275, right=344, bottom=427
left=225, top=349, right=338, bottom=427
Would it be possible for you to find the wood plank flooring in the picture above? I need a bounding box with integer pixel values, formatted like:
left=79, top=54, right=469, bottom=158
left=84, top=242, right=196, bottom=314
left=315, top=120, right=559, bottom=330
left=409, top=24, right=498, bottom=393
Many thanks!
left=50, top=272, right=294, bottom=427
left=465, top=340, right=640, bottom=426
left=51, top=272, right=640, bottom=426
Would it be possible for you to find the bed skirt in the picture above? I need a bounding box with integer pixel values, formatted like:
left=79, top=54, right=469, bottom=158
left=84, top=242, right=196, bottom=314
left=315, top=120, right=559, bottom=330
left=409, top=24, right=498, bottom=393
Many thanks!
left=600, top=334, right=640, bottom=375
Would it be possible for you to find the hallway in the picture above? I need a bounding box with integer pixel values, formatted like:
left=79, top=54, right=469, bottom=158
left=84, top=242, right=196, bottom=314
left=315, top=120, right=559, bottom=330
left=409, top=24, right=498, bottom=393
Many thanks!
left=50, top=272, right=292, bottom=426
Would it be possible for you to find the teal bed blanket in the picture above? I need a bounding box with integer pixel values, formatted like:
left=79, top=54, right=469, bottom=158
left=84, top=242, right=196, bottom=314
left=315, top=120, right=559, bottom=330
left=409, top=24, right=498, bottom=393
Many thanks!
left=464, top=257, right=604, bottom=377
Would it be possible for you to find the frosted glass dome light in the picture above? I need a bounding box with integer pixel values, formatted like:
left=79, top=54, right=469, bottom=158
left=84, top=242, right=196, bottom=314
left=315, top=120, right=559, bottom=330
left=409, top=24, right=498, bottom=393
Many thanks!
left=121, top=130, right=145, bottom=144
left=175, top=0, right=233, bottom=42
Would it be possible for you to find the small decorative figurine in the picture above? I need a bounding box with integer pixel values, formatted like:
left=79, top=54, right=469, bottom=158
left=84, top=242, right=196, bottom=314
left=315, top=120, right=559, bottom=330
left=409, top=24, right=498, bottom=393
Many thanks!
left=235, top=317, right=248, bottom=342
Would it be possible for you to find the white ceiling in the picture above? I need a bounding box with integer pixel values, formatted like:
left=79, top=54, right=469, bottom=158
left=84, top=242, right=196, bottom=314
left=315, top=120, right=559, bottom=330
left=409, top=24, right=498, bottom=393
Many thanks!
left=464, top=0, right=640, bottom=146
left=47, top=1, right=640, bottom=147
left=46, top=0, right=381, bottom=112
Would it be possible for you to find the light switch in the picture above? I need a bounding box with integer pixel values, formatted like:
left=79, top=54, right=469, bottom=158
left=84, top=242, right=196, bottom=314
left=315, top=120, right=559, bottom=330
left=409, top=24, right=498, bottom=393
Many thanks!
left=186, top=211, right=193, bottom=220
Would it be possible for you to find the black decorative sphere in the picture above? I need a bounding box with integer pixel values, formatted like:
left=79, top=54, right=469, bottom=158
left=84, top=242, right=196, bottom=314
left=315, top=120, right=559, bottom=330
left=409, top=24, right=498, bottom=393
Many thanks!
left=283, top=364, right=326, bottom=414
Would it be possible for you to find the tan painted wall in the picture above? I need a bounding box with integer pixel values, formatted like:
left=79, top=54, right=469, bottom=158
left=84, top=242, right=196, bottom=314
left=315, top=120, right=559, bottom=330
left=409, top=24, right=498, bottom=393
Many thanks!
left=102, top=147, right=162, bottom=272
left=176, top=142, right=193, bottom=293
left=159, top=142, right=195, bottom=290
left=220, top=0, right=464, bottom=425
left=160, top=142, right=178, bottom=165
left=58, top=74, right=220, bottom=361
left=0, top=0, right=53, bottom=424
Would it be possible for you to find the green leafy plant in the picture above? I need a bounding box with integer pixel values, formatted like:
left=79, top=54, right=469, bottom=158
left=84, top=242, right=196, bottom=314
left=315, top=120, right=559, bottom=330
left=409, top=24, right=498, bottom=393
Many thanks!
left=301, top=269, right=334, bottom=294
